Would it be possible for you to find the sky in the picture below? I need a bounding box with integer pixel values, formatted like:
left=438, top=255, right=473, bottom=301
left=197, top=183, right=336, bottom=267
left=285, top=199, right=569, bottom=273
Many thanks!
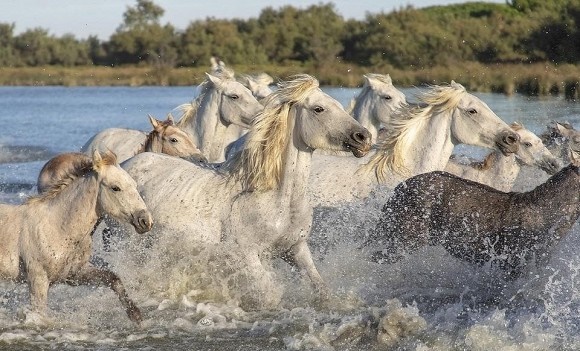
left=2, top=0, right=506, bottom=40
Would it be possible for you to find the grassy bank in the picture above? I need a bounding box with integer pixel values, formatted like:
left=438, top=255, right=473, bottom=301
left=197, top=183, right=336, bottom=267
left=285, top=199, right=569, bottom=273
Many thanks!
left=1, top=62, right=578, bottom=99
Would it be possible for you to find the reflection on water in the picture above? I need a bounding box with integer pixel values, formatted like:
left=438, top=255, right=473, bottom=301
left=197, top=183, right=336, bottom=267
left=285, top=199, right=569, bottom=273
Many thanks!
left=0, top=86, right=579, bottom=350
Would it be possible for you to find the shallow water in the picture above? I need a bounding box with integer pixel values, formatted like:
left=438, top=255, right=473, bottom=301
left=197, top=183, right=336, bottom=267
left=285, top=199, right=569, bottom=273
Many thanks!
left=1, top=86, right=580, bottom=350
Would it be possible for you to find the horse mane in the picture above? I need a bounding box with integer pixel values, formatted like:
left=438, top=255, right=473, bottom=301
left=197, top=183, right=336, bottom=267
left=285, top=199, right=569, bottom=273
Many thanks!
left=224, top=74, right=319, bottom=191
left=359, top=82, right=466, bottom=180
left=28, top=151, right=117, bottom=204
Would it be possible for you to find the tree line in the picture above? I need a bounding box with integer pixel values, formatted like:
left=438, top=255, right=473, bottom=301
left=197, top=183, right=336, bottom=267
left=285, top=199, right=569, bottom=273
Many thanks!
left=0, top=0, right=579, bottom=70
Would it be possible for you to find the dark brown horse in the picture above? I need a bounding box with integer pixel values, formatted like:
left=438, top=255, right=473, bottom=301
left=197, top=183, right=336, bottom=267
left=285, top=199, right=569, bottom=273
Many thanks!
left=366, top=154, right=580, bottom=279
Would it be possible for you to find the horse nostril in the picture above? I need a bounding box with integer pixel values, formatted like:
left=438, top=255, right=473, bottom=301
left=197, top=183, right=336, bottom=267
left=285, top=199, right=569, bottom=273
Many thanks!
left=504, top=134, right=519, bottom=145
left=352, top=131, right=368, bottom=144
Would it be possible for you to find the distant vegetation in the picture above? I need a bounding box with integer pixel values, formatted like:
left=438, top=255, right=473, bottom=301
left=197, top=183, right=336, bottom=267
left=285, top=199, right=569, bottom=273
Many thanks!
left=0, top=0, right=579, bottom=98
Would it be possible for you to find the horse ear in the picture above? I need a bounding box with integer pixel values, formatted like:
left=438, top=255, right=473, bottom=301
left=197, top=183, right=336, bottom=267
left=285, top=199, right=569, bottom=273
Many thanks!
left=92, top=149, right=103, bottom=172
left=206, top=72, right=223, bottom=88
left=166, top=113, right=175, bottom=125
left=246, top=78, right=258, bottom=92
left=384, top=74, right=392, bottom=85
left=450, top=80, right=465, bottom=90
left=148, top=114, right=160, bottom=129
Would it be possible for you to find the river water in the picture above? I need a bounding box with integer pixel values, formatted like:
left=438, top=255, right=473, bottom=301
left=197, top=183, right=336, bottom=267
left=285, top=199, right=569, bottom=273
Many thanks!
left=0, top=85, right=579, bottom=350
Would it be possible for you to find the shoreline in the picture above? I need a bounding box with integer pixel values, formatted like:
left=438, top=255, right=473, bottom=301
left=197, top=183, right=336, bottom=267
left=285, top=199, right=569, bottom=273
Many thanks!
left=0, top=62, right=578, bottom=99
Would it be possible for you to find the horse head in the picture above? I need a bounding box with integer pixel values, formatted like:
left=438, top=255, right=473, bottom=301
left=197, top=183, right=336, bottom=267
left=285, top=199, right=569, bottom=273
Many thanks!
left=205, top=72, right=264, bottom=128
left=146, top=114, right=206, bottom=162
left=445, top=81, right=520, bottom=155
left=510, top=122, right=561, bottom=174
left=92, top=150, right=153, bottom=234
left=286, top=75, right=372, bottom=157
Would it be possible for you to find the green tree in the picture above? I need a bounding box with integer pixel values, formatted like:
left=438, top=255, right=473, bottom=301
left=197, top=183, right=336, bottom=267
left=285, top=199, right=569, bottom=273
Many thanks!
left=0, top=23, right=17, bottom=66
left=108, top=0, right=178, bottom=66
left=13, top=28, right=53, bottom=66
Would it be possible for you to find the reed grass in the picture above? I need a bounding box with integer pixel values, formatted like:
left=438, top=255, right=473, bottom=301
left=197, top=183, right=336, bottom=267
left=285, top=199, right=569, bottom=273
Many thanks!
left=0, top=63, right=578, bottom=99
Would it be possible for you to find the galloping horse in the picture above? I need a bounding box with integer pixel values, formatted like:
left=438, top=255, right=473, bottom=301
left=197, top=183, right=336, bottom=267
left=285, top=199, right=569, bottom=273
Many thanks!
left=0, top=150, right=153, bottom=323
left=366, top=152, right=580, bottom=279
left=445, top=122, right=561, bottom=192
left=119, top=74, right=372, bottom=309
left=174, top=72, right=264, bottom=162
left=81, top=114, right=205, bottom=164
left=308, top=81, right=520, bottom=206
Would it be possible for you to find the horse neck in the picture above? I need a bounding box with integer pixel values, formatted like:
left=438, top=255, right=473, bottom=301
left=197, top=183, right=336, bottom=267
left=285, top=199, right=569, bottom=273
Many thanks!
left=405, top=109, right=454, bottom=175
left=42, top=175, right=100, bottom=240
left=141, top=131, right=163, bottom=153
left=352, top=94, right=379, bottom=141
left=194, top=92, right=229, bottom=162
left=277, top=114, right=313, bottom=207
left=479, top=151, right=520, bottom=191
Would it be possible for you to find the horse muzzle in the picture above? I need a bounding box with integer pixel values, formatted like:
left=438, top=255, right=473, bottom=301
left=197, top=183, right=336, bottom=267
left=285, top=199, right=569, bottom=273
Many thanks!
left=496, top=130, right=520, bottom=156
left=344, top=129, right=372, bottom=158
left=131, top=210, right=154, bottom=234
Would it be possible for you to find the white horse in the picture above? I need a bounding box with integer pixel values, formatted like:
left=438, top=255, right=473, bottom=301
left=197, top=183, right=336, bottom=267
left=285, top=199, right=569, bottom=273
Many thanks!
left=308, top=81, right=520, bottom=206
left=210, top=56, right=273, bottom=100
left=81, top=114, right=205, bottom=164
left=119, top=74, right=372, bottom=309
left=239, top=72, right=274, bottom=100
left=347, top=73, right=407, bottom=143
left=444, top=122, right=561, bottom=192
left=174, top=72, right=264, bottom=163
left=0, top=150, right=153, bottom=323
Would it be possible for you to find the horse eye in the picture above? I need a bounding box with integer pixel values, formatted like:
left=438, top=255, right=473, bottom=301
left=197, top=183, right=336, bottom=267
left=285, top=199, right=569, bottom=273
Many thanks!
left=313, top=106, right=325, bottom=113
left=111, top=186, right=121, bottom=192
left=170, top=137, right=178, bottom=143
left=229, top=94, right=239, bottom=100
left=467, top=108, right=477, bottom=115
left=383, top=95, right=392, bottom=100
left=524, top=142, right=533, bottom=148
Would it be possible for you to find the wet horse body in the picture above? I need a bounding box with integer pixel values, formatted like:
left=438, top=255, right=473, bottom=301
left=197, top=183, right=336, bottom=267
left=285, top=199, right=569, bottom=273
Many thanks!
left=368, top=160, right=580, bottom=278
left=119, top=75, right=371, bottom=309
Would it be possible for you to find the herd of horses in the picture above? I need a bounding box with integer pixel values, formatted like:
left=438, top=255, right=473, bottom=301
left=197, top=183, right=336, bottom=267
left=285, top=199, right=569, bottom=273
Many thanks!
left=1, top=59, right=579, bottom=324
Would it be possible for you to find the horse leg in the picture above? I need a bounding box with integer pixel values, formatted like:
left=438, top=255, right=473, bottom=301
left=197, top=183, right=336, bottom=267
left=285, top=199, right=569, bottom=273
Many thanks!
left=286, top=240, right=330, bottom=300
left=26, top=265, right=50, bottom=316
left=68, top=265, right=142, bottom=323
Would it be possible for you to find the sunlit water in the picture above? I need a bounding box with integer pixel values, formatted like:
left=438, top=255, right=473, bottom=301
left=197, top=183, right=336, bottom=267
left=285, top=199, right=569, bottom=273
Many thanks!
left=0, top=85, right=579, bottom=350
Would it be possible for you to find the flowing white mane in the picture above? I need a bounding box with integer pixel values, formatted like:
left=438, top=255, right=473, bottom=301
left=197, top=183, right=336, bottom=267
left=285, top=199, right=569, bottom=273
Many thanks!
left=360, top=82, right=466, bottom=180
left=225, top=74, right=319, bottom=191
